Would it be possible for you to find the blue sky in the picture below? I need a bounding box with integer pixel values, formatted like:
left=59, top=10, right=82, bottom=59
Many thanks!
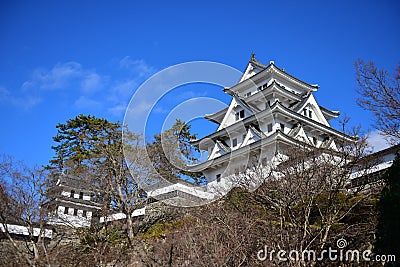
left=0, top=0, right=399, bottom=167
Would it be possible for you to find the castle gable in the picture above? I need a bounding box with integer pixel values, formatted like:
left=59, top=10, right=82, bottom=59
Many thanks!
left=294, top=93, right=331, bottom=126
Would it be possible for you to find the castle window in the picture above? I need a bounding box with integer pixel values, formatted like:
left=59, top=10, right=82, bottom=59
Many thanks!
left=235, top=110, right=245, bottom=120
left=313, top=137, right=317, bottom=145
left=83, top=210, right=87, bottom=217
left=303, top=109, right=307, bottom=116
left=232, top=138, right=237, bottom=147
left=245, top=92, right=251, bottom=97
left=267, top=123, right=273, bottom=132
left=280, top=123, right=285, bottom=131
left=64, top=207, right=69, bottom=214
left=70, top=190, right=75, bottom=198
left=79, top=192, right=84, bottom=199
left=73, top=209, right=78, bottom=216
left=216, top=174, right=221, bottom=182
left=309, top=110, right=312, bottom=118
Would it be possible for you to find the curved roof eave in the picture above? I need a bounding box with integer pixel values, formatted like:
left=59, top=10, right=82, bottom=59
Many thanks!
left=270, top=64, right=319, bottom=91
left=233, top=62, right=319, bottom=94
left=188, top=131, right=279, bottom=172
left=320, top=105, right=340, bottom=119
left=191, top=101, right=356, bottom=147
left=271, top=102, right=357, bottom=142
left=245, top=80, right=302, bottom=103
left=189, top=129, right=339, bottom=172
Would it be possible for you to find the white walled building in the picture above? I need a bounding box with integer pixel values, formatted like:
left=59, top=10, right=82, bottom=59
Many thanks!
left=47, top=175, right=102, bottom=227
left=190, top=54, right=356, bottom=193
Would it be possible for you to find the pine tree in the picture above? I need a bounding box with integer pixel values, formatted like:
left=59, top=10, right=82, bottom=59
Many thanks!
left=47, top=114, right=121, bottom=177
left=147, top=119, right=206, bottom=185
left=47, top=114, right=151, bottom=243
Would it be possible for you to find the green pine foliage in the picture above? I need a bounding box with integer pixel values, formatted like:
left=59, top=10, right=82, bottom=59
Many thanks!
left=147, top=119, right=206, bottom=185
left=47, top=114, right=121, bottom=176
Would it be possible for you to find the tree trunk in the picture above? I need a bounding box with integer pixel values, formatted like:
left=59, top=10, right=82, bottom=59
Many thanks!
left=320, top=224, right=332, bottom=250
left=127, top=212, right=135, bottom=243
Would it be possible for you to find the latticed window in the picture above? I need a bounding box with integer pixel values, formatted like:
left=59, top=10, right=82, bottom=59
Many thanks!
left=232, top=138, right=237, bottom=147
left=235, top=110, right=245, bottom=120
left=267, top=123, right=273, bottom=132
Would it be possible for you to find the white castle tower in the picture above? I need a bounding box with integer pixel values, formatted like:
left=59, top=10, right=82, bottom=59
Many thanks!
left=190, top=54, right=355, bottom=193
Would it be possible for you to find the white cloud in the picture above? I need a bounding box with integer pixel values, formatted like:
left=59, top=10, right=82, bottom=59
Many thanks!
left=119, top=57, right=156, bottom=77
left=0, top=86, right=42, bottom=110
left=108, top=104, right=127, bottom=117
left=81, top=73, right=104, bottom=94
left=152, top=106, right=169, bottom=114
left=21, top=61, right=108, bottom=95
left=132, top=101, right=153, bottom=115
left=23, top=62, right=84, bottom=90
left=367, top=130, right=391, bottom=152
left=3, top=57, right=155, bottom=114
left=105, top=59, right=156, bottom=117
left=0, top=86, right=10, bottom=98
left=74, top=96, right=102, bottom=110
left=111, top=79, right=138, bottom=100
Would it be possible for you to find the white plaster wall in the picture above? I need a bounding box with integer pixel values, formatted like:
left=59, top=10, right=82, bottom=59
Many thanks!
left=1, top=224, right=53, bottom=238
left=204, top=169, right=218, bottom=183
left=230, top=132, right=246, bottom=149
left=274, top=118, right=287, bottom=134
left=207, top=177, right=233, bottom=195
left=255, top=101, right=267, bottom=111
left=259, top=119, right=275, bottom=136
left=61, top=191, right=70, bottom=197
left=49, top=212, right=91, bottom=228
left=55, top=206, right=92, bottom=227
left=99, top=207, right=147, bottom=223
left=148, top=183, right=214, bottom=200
left=204, top=165, right=227, bottom=183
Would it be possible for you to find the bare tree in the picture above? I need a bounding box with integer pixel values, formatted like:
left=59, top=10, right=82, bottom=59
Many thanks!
left=355, top=59, right=400, bottom=144
left=0, top=155, right=52, bottom=267
left=146, top=200, right=269, bottom=266
left=95, top=130, right=154, bottom=244
left=232, top=133, right=380, bottom=265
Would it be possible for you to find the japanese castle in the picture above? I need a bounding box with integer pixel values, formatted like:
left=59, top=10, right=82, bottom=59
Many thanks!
left=46, top=54, right=399, bottom=226
left=188, top=54, right=355, bottom=193
left=147, top=54, right=358, bottom=203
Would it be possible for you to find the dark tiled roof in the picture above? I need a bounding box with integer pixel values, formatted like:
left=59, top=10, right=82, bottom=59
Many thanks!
left=216, top=140, right=231, bottom=153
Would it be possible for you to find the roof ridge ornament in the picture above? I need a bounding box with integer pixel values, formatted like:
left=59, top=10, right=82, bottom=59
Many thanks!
left=251, top=52, right=256, bottom=61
